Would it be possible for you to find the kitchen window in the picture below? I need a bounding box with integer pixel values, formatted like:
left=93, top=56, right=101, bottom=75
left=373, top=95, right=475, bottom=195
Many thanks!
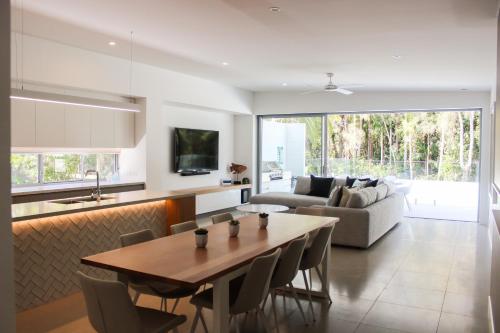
left=11, top=152, right=119, bottom=186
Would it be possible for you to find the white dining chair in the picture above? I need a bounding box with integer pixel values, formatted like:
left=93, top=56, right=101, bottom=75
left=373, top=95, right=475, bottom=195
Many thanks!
left=78, top=271, right=186, bottom=333
left=189, top=248, right=282, bottom=333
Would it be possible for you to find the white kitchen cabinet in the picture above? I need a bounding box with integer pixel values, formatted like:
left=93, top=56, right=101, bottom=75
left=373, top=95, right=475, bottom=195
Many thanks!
left=114, top=111, right=135, bottom=148
left=91, top=109, right=115, bottom=148
left=36, top=103, right=65, bottom=147
left=11, top=99, right=36, bottom=147
left=11, top=99, right=135, bottom=148
left=65, top=105, right=91, bottom=147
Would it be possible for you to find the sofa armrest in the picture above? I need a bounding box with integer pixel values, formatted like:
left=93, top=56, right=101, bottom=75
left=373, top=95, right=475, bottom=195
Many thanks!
left=315, top=206, right=371, bottom=247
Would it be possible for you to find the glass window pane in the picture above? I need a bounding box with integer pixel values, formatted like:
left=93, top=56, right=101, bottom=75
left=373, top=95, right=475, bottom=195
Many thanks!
left=11, top=153, right=38, bottom=185
left=260, top=117, right=323, bottom=193
left=82, top=153, right=117, bottom=181
left=43, top=153, right=82, bottom=183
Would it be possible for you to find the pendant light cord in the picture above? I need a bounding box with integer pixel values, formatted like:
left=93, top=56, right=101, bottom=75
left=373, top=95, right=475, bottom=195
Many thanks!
left=21, top=0, right=24, bottom=90
left=129, top=30, right=134, bottom=98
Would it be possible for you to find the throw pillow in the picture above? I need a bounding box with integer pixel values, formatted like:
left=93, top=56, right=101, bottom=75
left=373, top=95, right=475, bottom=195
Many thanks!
left=347, top=187, right=378, bottom=208
left=375, top=184, right=388, bottom=201
left=326, top=185, right=342, bottom=206
left=365, top=179, right=379, bottom=187
left=352, top=179, right=368, bottom=188
left=294, top=176, right=311, bottom=195
left=339, top=186, right=358, bottom=207
left=346, top=176, right=357, bottom=188
left=308, top=175, right=334, bottom=198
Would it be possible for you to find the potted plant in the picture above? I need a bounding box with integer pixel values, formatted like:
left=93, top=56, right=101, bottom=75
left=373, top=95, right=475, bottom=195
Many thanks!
left=194, top=228, right=208, bottom=248
left=228, top=219, right=240, bottom=237
left=259, top=213, right=269, bottom=229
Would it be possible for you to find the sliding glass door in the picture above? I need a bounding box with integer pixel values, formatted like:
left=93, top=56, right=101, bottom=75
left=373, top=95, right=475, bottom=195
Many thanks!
left=259, top=116, right=324, bottom=193
left=258, top=109, right=481, bottom=222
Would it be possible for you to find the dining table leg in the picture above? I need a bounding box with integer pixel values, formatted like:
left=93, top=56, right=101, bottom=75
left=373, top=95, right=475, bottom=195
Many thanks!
left=320, top=231, right=332, bottom=297
left=213, top=276, right=230, bottom=333
left=212, top=265, right=249, bottom=333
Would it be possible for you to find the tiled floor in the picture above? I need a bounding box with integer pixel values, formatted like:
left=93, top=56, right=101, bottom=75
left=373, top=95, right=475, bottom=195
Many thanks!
left=16, top=217, right=492, bottom=333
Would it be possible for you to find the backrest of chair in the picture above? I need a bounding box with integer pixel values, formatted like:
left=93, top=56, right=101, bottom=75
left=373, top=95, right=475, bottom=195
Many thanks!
left=120, top=229, right=154, bottom=247
left=170, top=220, right=198, bottom=235
left=231, top=248, right=281, bottom=314
left=118, top=229, right=154, bottom=285
left=295, top=207, right=323, bottom=248
left=303, top=225, right=335, bottom=269
left=211, top=212, right=233, bottom=224
left=78, top=271, right=141, bottom=333
left=270, top=234, right=308, bottom=288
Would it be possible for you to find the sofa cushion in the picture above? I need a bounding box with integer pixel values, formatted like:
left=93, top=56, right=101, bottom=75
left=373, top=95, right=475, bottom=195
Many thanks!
left=249, top=192, right=328, bottom=208
left=339, top=187, right=359, bottom=207
left=308, top=175, right=334, bottom=198
left=386, top=182, right=396, bottom=196
left=294, top=176, right=311, bottom=194
left=326, top=185, right=342, bottom=206
left=347, top=187, right=378, bottom=208
left=375, top=184, right=388, bottom=201
left=365, top=179, right=379, bottom=187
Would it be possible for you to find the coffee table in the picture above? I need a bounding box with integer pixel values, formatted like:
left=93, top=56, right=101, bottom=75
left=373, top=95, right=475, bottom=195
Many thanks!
left=236, top=203, right=289, bottom=214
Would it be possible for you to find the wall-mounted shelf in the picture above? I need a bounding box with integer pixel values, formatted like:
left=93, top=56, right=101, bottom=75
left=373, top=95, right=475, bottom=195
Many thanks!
left=170, top=184, right=252, bottom=196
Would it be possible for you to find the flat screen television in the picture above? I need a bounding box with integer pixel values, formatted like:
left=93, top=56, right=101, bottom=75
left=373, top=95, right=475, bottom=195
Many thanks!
left=174, top=128, right=219, bottom=172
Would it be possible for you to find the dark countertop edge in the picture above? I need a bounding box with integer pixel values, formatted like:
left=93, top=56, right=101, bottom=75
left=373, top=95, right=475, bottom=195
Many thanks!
left=11, top=192, right=195, bottom=223
left=12, top=181, right=146, bottom=196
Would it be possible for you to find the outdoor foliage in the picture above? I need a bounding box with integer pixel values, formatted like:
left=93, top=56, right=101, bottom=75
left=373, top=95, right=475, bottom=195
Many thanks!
left=274, top=111, right=480, bottom=182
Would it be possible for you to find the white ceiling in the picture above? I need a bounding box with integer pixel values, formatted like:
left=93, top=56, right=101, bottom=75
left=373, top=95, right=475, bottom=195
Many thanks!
left=11, top=0, right=498, bottom=92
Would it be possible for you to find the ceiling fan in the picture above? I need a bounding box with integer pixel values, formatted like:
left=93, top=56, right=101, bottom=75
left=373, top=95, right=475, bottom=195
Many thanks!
left=301, top=73, right=361, bottom=95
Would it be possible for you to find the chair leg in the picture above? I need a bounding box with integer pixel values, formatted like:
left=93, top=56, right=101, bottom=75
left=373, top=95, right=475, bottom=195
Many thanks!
left=189, top=306, right=200, bottom=333
left=262, top=292, right=269, bottom=310
left=309, top=269, right=313, bottom=290
left=315, top=266, right=333, bottom=304
left=288, top=282, right=308, bottom=325
left=257, top=307, right=272, bottom=333
left=199, top=308, right=209, bottom=333
left=171, top=298, right=180, bottom=313
left=301, top=270, right=316, bottom=322
left=270, top=289, right=279, bottom=332
left=132, top=291, right=140, bottom=304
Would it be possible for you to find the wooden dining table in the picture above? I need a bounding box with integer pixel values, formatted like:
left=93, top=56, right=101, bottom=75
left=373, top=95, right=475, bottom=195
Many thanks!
left=81, top=213, right=339, bottom=333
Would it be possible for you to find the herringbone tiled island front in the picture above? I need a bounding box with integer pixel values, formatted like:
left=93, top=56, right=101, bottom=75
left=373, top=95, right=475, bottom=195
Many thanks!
left=11, top=190, right=195, bottom=311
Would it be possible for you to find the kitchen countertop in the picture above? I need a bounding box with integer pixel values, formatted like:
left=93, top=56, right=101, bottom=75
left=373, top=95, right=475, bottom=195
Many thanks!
left=12, top=190, right=194, bottom=222
left=12, top=180, right=145, bottom=196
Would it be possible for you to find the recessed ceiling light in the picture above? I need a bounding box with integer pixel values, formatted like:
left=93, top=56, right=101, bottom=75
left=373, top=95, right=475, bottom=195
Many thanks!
left=282, top=83, right=288, bottom=86
left=108, top=41, right=116, bottom=46
left=269, top=6, right=281, bottom=12
left=391, top=55, right=402, bottom=60
left=221, top=62, right=229, bottom=66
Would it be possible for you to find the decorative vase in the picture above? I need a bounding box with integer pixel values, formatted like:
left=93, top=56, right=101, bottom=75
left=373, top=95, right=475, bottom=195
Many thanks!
left=195, top=234, right=208, bottom=248
left=229, top=224, right=240, bottom=237
left=259, top=217, right=269, bottom=229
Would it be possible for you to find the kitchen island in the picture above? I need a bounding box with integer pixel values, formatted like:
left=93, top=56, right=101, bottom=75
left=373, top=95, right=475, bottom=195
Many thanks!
left=11, top=190, right=196, bottom=311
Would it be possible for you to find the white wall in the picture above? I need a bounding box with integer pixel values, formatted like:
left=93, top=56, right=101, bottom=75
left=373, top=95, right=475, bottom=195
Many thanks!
left=11, top=33, right=253, bottom=192
left=252, top=91, right=492, bottom=225
left=234, top=115, right=257, bottom=193
left=1, top=3, right=15, bottom=333
left=160, top=104, right=234, bottom=190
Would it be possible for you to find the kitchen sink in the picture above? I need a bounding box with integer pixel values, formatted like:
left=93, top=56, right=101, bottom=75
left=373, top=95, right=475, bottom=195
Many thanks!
left=50, top=196, right=116, bottom=205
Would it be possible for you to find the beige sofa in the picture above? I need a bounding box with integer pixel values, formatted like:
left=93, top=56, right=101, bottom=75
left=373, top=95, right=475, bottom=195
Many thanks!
left=250, top=176, right=404, bottom=248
